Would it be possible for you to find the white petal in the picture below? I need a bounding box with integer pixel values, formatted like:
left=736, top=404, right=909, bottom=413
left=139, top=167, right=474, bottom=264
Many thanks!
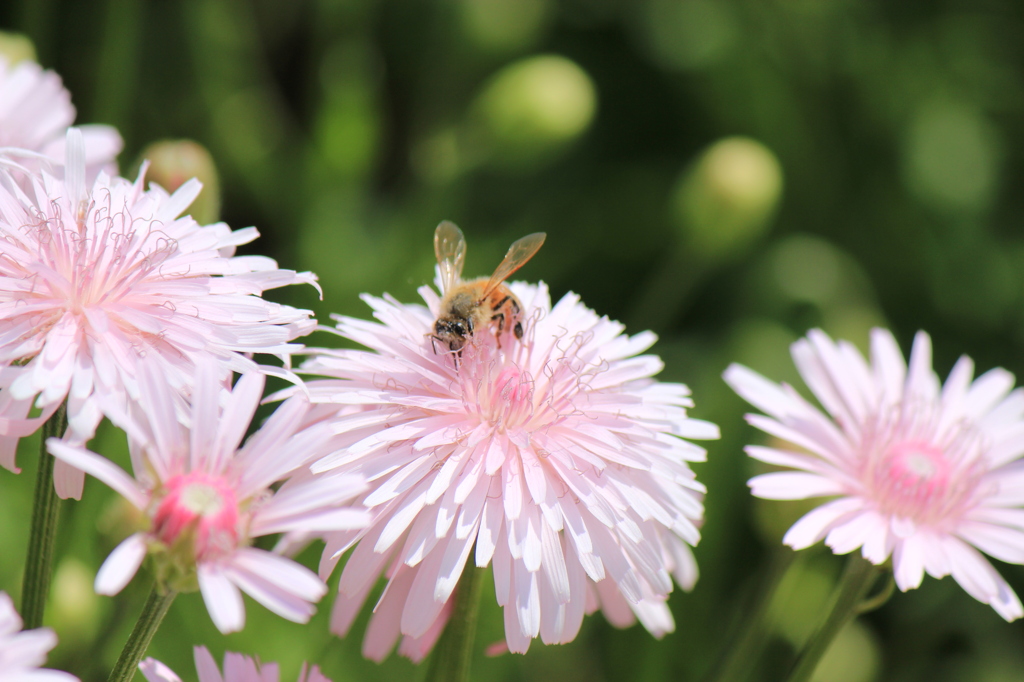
left=193, top=646, right=224, bottom=682
left=905, top=331, right=939, bottom=402
left=222, top=548, right=325, bottom=623
left=198, top=565, right=245, bottom=633
left=892, top=533, right=927, bottom=591
left=870, top=328, right=905, bottom=406
left=95, top=534, right=147, bottom=595
left=52, top=457, right=85, bottom=501
left=139, top=658, right=183, bottom=682
left=748, top=472, right=845, bottom=500
left=783, top=497, right=863, bottom=550
left=956, top=521, right=1024, bottom=564
left=963, top=367, right=1016, bottom=422
left=47, top=440, right=147, bottom=509
left=945, top=538, right=1023, bottom=621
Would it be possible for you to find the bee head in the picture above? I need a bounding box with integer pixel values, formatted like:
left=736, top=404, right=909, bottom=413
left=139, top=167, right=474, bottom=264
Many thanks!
left=435, top=318, right=468, bottom=338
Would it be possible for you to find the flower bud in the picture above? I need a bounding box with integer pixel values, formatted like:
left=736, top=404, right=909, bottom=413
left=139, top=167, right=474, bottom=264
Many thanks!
left=470, top=55, right=596, bottom=168
left=673, top=137, right=783, bottom=260
left=0, top=31, right=36, bottom=65
left=811, top=621, right=881, bottom=682
left=137, top=139, right=220, bottom=224
left=458, top=0, right=550, bottom=53
left=49, top=558, right=100, bottom=645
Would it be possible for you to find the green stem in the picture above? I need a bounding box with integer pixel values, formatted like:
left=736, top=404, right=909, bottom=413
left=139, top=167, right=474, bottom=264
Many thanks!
left=20, top=403, right=68, bottom=630
left=108, top=584, right=177, bottom=682
left=787, top=556, right=880, bottom=682
left=627, top=250, right=707, bottom=333
left=703, top=548, right=797, bottom=682
left=856, top=573, right=895, bottom=615
left=425, top=564, right=487, bottom=682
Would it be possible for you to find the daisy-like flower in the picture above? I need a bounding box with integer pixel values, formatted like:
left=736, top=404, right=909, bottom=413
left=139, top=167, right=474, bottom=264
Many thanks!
left=46, top=358, right=369, bottom=633
left=0, top=56, right=121, bottom=181
left=298, top=280, right=718, bottom=660
left=0, top=590, right=77, bottom=682
left=724, top=328, right=1024, bottom=620
left=0, top=129, right=318, bottom=499
left=140, top=646, right=330, bottom=682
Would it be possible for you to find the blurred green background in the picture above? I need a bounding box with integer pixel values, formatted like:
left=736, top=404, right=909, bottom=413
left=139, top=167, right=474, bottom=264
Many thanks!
left=3, top=0, right=1024, bottom=680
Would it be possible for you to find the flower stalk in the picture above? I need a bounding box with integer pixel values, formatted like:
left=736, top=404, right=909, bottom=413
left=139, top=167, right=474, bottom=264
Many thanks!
left=20, top=402, right=67, bottom=629
left=704, top=548, right=797, bottom=682
left=787, top=555, right=880, bottom=682
left=107, top=584, right=178, bottom=682
left=425, top=564, right=487, bottom=682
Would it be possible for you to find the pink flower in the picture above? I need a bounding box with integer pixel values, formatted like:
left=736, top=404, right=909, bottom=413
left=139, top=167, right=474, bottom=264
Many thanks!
left=47, top=359, right=369, bottom=633
left=140, top=643, right=329, bottom=679
left=724, top=328, right=1024, bottom=620
left=0, top=590, right=77, bottom=682
left=0, top=56, right=121, bottom=182
left=140, top=646, right=330, bottom=682
left=298, top=281, right=718, bottom=660
left=0, top=129, right=318, bottom=499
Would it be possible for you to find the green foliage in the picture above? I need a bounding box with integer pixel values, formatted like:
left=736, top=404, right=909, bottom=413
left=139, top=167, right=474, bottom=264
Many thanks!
left=3, top=0, right=1024, bottom=680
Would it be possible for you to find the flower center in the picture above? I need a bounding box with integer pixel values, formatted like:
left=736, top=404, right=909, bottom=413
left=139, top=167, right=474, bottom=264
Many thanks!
left=872, top=439, right=973, bottom=525
left=455, top=336, right=536, bottom=430
left=485, top=365, right=535, bottom=428
left=26, top=204, right=178, bottom=314
left=152, top=471, right=240, bottom=561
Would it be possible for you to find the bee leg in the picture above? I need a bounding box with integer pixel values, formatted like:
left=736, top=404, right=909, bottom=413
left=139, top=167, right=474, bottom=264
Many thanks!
left=447, top=341, right=462, bottom=369
left=513, top=321, right=523, bottom=339
left=489, top=313, right=506, bottom=349
left=428, top=335, right=441, bottom=354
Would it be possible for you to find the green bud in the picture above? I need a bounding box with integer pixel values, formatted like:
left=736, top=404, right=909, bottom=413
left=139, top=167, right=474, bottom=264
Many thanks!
left=673, top=137, right=783, bottom=260
left=49, top=558, right=100, bottom=645
left=470, top=55, right=596, bottom=169
left=138, top=140, right=221, bottom=224
left=770, top=559, right=835, bottom=646
left=0, top=31, right=37, bottom=65
left=146, top=535, right=201, bottom=594
left=811, top=621, right=881, bottom=682
left=459, top=0, right=551, bottom=53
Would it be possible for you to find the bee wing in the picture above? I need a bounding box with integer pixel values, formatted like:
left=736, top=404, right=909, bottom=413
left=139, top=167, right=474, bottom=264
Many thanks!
left=482, top=232, right=546, bottom=297
left=434, top=221, right=466, bottom=293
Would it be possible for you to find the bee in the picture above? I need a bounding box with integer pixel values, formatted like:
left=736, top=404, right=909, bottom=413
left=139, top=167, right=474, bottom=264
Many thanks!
left=431, top=221, right=546, bottom=355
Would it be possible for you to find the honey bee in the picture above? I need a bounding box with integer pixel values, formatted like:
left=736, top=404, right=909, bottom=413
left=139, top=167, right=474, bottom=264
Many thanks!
left=431, top=221, right=546, bottom=355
